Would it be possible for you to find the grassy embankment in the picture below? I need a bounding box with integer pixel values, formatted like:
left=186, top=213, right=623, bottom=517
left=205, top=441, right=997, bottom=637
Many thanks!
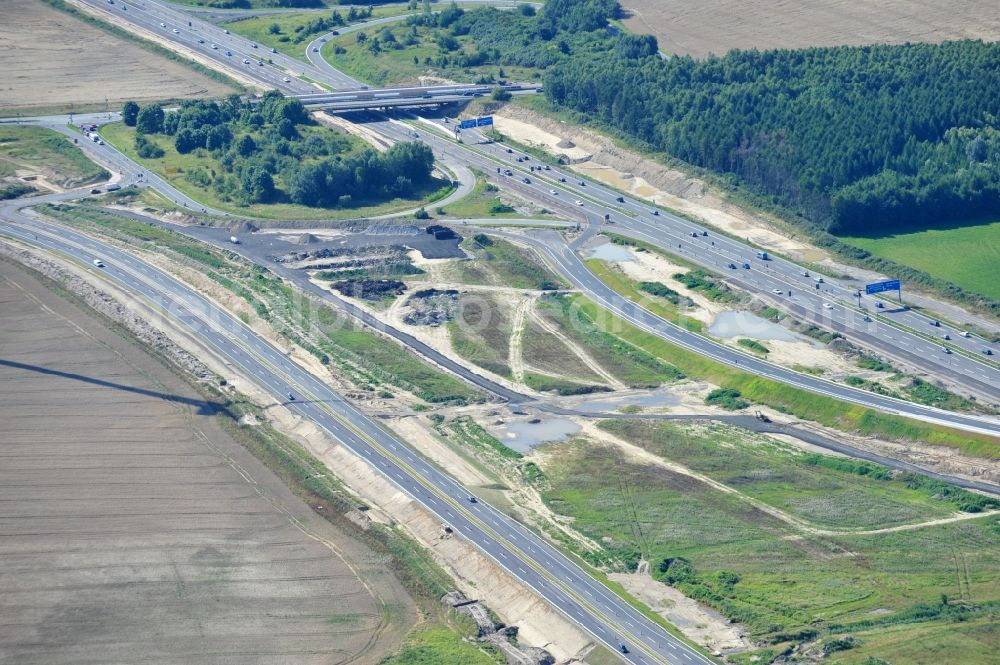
left=585, top=258, right=704, bottom=333
left=0, top=126, right=109, bottom=189
left=323, top=13, right=540, bottom=86
left=539, top=419, right=1000, bottom=658
left=40, top=204, right=481, bottom=405
left=843, top=219, right=1000, bottom=302
left=100, top=122, right=453, bottom=221
left=437, top=173, right=552, bottom=219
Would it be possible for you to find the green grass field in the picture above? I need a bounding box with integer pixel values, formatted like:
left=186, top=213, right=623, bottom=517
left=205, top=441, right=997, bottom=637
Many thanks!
left=100, top=122, right=450, bottom=221
left=448, top=293, right=512, bottom=377
left=536, top=294, right=684, bottom=388
left=0, top=126, right=108, bottom=187
left=538, top=426, right=1000, bottom=652
left=447, top=235, right=565, bottom=290
left=585, top=258, right=704, bottom=333
left=437, top=174, right=549, bottom=219
left=380, top=625, right=501, bottom=665
left=222, top=7, right=413, bottom=64
left=843, top=220, right=1000, bottom=300
left=520, top=316, right=606, bottom=384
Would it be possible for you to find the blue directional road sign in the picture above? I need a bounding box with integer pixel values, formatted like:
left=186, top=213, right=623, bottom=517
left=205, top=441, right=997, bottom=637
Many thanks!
left=865, top=279, right=901, bottom=295
left=459, top=119, right=477, bottom=129
left=476, top=115, right=494, bottom=127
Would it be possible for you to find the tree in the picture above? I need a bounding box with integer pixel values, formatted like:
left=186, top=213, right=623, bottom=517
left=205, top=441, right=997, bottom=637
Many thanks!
left=438, top=1, right=464, bottom=28
left=205, top=124, right=233, bottom=151
left=135, top=104, right=164, bottom=134
left=174, top=128, right=201, bottom=154
left=245, top=167, right=275, bottom=203
left=121, top=101, right=140, bottom=127
left=268, top=23, right=281, bottom=35
left=235, top=134, right=257, bottom=157
left=491, top=86, right=512, bottom=102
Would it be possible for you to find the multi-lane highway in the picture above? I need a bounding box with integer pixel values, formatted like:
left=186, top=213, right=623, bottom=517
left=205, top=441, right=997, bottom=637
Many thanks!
left=368, top=116, right=1000, bottom=400
left=4, top=2, right=1000, bottom=661
left=0, top=205, right=712, bottom=665
left=33, top=0, right=1000, bottom=417
left=76, top=0, right=535, bottom=109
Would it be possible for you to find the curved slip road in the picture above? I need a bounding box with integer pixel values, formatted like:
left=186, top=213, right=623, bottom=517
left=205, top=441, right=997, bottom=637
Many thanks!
left=481, top=227, right=1000, bottom=438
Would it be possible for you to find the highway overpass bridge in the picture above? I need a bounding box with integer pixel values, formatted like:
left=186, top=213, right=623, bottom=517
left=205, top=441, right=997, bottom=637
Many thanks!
left=290, top=83, right=539, bottom=111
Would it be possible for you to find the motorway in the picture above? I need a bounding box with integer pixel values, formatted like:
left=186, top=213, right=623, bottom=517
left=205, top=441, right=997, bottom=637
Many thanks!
left=82, top=0, right=1000, bottom=400
left=377, top=117, right=1000, bottom=399
left=4, top=2, right=999, bottom=660
left=0, top=203, right=711, bottom=665
left=77, top=0, right=532, bottom=108
left=29, top=0, right=1000, bottom=426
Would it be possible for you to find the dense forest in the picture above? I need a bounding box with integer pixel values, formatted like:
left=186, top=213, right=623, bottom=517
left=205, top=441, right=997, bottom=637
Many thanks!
left=535, top=3, right=1000, bottom=233
left=397, top=1, right=1000, bottom=233
left=125, top=93, right=434, bottom=208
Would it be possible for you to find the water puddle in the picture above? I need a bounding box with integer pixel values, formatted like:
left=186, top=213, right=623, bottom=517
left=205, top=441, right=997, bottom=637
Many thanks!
left=708, top=311, right=797, bottom=341
left=587, top=242, right=635, bottom=262
left=576, top=391, right=679, bottom=413
left=498, top=418, right=581, bottom=453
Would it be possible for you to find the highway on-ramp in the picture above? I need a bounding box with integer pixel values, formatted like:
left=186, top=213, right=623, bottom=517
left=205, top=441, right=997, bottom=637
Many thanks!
left=480, top=227, right=1000, bottom=437
left=0, top=208, right=712, bottom=665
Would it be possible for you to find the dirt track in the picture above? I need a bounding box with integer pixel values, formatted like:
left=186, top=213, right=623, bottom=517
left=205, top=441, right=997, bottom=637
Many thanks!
left=0, top=256, right=412, bottom=664
left=0, top=0, right=234, bottom=115
left=622, top=0, right=1000, bottom=58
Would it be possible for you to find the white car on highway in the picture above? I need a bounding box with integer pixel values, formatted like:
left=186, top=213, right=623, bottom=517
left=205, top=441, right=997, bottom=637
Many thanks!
left=211, top=43, right=218, bottom=49
left=549, top=188, right=557, bottom=195
left=575, top=199, right=583, bottom=206
left=172, top=28, right=179, bottom=34
left=92, top=259, right=105, bottom=268
left=771, top=289, right=784, bottom=295
left=159, top=22, right=166, bottom=27
left=823, top=303, right=834, bottom=310
left=282, top=76, right=292, bottom=83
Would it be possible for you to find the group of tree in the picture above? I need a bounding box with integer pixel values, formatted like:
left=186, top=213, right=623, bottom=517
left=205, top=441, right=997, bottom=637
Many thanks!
left=381, top=1, right=617, bottom=72
left=122, top=93, right=434, bottom=208
left=265, top=6, right=373, bottom=44
left=539, top=27, right=1000, bottom=234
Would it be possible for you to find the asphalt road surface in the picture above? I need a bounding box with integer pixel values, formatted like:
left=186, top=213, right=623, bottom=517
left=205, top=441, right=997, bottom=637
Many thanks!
left=81, top=0, right=1000, bottom=400
left=0, top=209, right=713, bottom=665
left=485, top=227, right=1000, bottom=437
left=380, top=116, right=1000, bottom=400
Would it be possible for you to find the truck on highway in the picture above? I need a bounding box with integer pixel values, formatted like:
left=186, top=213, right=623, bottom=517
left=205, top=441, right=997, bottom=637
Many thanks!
left=229, top=236, right=240, bottom=244
left=756, top=250, right=769, bottom=260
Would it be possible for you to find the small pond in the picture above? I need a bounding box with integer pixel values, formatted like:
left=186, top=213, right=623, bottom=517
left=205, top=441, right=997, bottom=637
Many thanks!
left=576, top=391, right=679, bottom=413
left=587, top=242, right=634, bottom=262
left=499, top=418, right=581, bottom=453
left=708, top=311, right=797, bottom=341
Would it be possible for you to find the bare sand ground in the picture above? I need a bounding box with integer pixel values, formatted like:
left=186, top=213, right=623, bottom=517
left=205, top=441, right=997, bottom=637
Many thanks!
left=0, top=0, right=235, bottom=116
left=622, top=0, right=1000, bottom=58
left=0, top=256, right=413, bottom=665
